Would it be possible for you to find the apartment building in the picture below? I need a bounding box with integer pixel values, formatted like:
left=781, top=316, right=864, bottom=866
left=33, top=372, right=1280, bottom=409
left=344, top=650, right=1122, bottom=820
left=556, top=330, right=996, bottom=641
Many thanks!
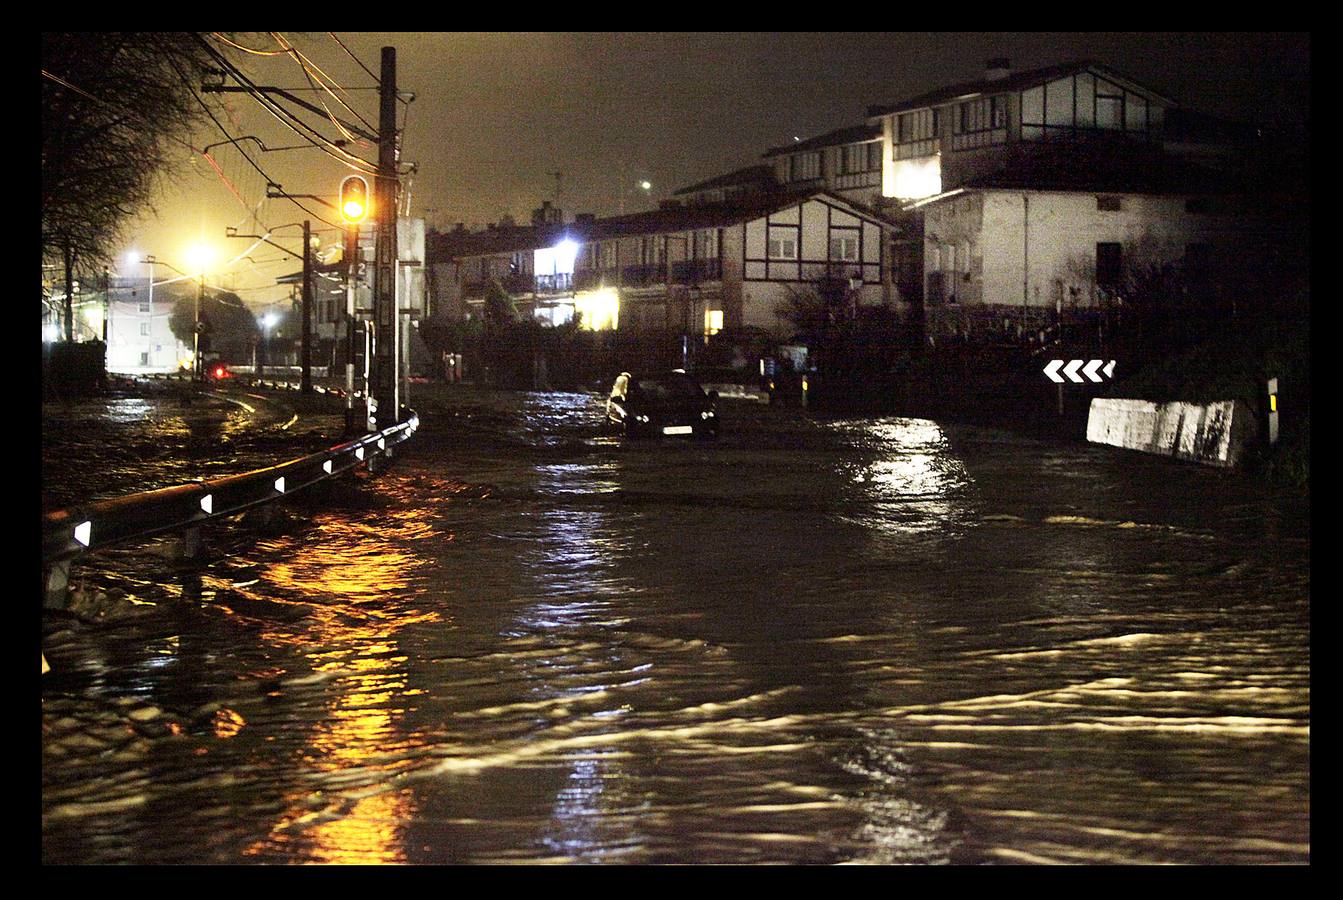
left=428, top=189, right=894, bottom=340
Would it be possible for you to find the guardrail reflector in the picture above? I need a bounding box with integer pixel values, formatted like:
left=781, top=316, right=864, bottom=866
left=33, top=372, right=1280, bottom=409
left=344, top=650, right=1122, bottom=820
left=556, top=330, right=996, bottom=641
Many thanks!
left=355, top=447, right=365, bottom=461
left=274, top=477, right=286, bottom=493
left=74, top=521, right=92, bottom=547
left=323, top=460, right=334, bottom=474
left=378, top=437, right=386, bottom=450
left=200, top=494, right=213, bottom=514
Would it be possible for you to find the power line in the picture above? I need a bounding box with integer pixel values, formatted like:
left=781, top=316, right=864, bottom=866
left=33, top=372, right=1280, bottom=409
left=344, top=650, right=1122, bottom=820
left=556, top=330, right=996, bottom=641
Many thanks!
left=271, top=32, right=378, bottom=137
left=164, top=45, right=342, bottom=229
left=210, top=33, right=289, bottom=56
left=329, top=33, right=380, bottom=87
left=195, top=36, right=379, bottom=176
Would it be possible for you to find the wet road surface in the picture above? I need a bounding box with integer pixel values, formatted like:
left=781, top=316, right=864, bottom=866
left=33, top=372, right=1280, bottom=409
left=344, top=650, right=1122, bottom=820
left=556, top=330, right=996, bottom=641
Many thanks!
left=41, top=385, right=1309, bottom=864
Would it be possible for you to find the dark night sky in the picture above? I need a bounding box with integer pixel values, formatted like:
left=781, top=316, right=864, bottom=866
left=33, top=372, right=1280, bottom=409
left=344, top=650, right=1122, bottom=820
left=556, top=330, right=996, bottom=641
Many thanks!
left=119, top=32, right=1309, bottom=309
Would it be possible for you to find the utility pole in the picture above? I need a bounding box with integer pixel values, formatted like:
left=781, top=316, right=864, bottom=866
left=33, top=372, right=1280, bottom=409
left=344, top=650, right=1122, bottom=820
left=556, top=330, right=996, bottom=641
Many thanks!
left=344, top=223, right=359, bottom=434
left=301, top=220, right=313, bottom=394
left=195, top=273, right=204, bottom=381
left=63, top=241, right=74, bottom=343
left=102, top=267, right=110, bottom=343
left=370, top=45, right=400, bottom=433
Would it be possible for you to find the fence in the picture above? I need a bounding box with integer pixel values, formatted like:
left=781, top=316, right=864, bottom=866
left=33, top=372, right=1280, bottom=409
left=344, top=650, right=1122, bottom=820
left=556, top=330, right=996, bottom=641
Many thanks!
left=42, top=381, right=419, bottom=607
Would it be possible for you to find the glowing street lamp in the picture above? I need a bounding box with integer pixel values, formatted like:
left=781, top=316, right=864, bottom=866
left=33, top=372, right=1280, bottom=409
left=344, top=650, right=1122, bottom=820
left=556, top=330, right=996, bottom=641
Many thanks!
left=259, top=311, right=279, bottom=379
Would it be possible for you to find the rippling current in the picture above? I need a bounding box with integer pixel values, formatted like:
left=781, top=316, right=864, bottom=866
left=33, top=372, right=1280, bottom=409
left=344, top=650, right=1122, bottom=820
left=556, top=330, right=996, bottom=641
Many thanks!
left=41, top=386, right=1309, bottom=864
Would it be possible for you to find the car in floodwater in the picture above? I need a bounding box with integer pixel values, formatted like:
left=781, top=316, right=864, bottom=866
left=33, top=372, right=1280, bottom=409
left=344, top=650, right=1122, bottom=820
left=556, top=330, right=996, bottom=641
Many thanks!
left=606, top=370, right=719, bottom=439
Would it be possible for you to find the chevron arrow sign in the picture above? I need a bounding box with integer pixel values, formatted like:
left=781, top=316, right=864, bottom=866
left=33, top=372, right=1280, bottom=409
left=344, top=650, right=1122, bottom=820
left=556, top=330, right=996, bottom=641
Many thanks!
left=1044, top=359, right=1116, bottom=383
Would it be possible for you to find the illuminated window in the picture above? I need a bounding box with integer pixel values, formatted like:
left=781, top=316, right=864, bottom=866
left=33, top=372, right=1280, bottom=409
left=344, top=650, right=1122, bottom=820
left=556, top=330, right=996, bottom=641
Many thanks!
left=704, top=309, right=723, bottom=336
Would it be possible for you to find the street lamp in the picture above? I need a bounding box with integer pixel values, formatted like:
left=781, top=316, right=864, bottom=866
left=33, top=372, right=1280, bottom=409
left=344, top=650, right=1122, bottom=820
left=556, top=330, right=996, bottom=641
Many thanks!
left=185, top=244, right=216, bottom=381
left=259, top=312, right=278, bottom=379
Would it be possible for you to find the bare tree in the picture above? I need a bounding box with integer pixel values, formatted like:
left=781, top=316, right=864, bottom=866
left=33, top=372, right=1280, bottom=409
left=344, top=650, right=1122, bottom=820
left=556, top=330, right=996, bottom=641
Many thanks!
left=41, top=33, right=241, bottom=339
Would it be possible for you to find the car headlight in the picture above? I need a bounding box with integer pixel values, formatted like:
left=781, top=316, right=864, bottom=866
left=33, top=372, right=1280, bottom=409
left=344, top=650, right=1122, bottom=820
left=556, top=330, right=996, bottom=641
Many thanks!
left=701, top=410, right=714, bottom=419
left=636, top=414, right=649, bottom=423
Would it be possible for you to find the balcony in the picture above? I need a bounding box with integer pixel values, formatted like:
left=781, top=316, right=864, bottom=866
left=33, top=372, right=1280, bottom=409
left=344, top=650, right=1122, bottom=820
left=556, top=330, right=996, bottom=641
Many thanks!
left=621, top=263, right=668, bottom=287
left=574, top=269, right=607, bottom=292
left=670, top=258, right=722, bottom=284
left=500, top=272, right=533, bottom=295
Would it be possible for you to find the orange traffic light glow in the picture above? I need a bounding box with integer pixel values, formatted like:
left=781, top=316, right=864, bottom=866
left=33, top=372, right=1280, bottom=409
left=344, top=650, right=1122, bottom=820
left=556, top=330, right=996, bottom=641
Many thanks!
left=340, top=175, right=370, bottom=224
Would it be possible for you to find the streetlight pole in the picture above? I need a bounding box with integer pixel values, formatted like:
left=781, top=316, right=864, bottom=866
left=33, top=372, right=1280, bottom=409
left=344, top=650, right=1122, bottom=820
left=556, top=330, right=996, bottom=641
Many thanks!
left=195, top=272, right=204, bottom=381
left=301, top=220, right=313, bottom=394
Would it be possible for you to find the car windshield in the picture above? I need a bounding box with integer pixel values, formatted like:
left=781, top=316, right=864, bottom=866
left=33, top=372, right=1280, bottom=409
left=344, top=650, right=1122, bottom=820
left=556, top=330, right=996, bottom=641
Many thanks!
left=634, top=376, right=702, bottom=401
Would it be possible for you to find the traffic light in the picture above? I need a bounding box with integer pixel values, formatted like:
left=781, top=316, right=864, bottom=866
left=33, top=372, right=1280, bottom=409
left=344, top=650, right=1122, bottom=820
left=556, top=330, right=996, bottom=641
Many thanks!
left=340, top=175, right=370, bottom=224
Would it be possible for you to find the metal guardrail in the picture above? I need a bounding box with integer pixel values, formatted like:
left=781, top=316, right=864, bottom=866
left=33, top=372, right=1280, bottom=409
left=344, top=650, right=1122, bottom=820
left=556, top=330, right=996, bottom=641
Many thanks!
left=42, top=382, right=419, bottom=567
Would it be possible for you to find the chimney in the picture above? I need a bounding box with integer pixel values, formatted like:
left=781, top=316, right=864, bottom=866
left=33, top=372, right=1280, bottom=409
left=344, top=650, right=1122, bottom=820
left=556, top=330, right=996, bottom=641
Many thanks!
left=985, top=58, right=1011, bottom=81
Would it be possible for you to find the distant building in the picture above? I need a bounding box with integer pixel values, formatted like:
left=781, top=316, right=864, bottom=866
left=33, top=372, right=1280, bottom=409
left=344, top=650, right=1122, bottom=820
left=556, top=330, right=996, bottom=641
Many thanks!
left=103, top=275, right=189, bottom=373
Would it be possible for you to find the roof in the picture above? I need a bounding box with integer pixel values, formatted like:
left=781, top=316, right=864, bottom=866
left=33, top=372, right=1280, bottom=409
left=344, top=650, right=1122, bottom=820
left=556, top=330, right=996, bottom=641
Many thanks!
left=762, top=123, right=882, bottom=158
left=428, top=190, right=895, bottom=263
left=906, top=149, right=1238, bottom=207
left=866, top=60, right=1176, bottom=120
left=671, top=164, right=776, bottom=196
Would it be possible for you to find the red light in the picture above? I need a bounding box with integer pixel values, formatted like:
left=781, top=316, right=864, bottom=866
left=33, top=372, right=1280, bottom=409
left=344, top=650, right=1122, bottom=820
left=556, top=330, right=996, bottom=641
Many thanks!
left=214, top=366, right=226, bottom=379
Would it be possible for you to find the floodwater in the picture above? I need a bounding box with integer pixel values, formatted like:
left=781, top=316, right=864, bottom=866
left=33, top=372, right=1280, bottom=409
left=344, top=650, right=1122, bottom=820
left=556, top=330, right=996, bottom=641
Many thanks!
left=41, top=385, right=1309, bottom=864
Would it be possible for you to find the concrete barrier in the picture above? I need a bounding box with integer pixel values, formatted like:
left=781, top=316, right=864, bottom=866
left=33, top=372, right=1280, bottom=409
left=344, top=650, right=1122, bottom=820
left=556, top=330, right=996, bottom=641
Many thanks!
left=1086, top=398, right=1256, bottom=468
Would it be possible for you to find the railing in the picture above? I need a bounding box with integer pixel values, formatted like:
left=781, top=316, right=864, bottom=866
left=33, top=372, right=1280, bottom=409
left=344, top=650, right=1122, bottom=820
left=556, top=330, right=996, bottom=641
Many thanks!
left=42, top=397, right=419, bottom=567
left=574, top=270, right=607, bottom=291
left=670, top=258, right=722, bottom=284
left=621, top=263, right=667, bottom=287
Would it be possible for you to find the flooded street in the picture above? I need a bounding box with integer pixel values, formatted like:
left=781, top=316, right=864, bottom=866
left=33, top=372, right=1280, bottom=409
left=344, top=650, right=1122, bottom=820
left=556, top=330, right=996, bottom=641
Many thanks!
left=41, top=385, right=1309, bottom=864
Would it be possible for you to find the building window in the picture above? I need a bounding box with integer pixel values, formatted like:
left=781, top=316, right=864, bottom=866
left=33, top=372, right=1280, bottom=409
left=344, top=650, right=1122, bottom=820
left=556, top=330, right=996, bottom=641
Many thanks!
left=1096, top=242, right=1123, bottom=286
left=830, top=236, right=859, bottom=261
left=1097, top=195, right=1122, bottom=211
left=140, top=322, right=151, bottom=336
left=704, top=309, right=723, bottom=337
left=693, top=229, right=718, bottom=259
left=952, top=95, right=1008, bottom=150
left=138, top=300, right=151, bottom=313
left=788, top=152, right=820, bottom=182
left=1096, top=90, right=1124, bottom=130
left=894, top=108, right=938, bottom=159
left=841, top=142, right=880, bottom=174
left=140, top=352, right=150, bottom=366
left=768, top=227, right=798, bottom=260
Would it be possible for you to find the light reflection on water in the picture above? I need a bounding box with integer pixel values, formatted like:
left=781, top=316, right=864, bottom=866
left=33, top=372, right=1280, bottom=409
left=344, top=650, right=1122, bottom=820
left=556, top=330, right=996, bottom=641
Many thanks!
left=42, top=387, right=1309, bottom=864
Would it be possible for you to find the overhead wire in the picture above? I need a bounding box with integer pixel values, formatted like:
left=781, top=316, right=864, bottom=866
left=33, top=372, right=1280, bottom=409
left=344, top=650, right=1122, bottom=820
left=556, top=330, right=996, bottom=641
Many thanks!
left=194, top=36, right=379, bottom=176
left=210, top=33, right=289, bottom=56
left=271, top=32, right=378, bottom=140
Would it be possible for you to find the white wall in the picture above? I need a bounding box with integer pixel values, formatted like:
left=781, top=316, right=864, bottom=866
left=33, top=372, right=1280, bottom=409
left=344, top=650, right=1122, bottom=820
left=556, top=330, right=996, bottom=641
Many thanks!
left=930, top=190, right=1253, bottom=309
